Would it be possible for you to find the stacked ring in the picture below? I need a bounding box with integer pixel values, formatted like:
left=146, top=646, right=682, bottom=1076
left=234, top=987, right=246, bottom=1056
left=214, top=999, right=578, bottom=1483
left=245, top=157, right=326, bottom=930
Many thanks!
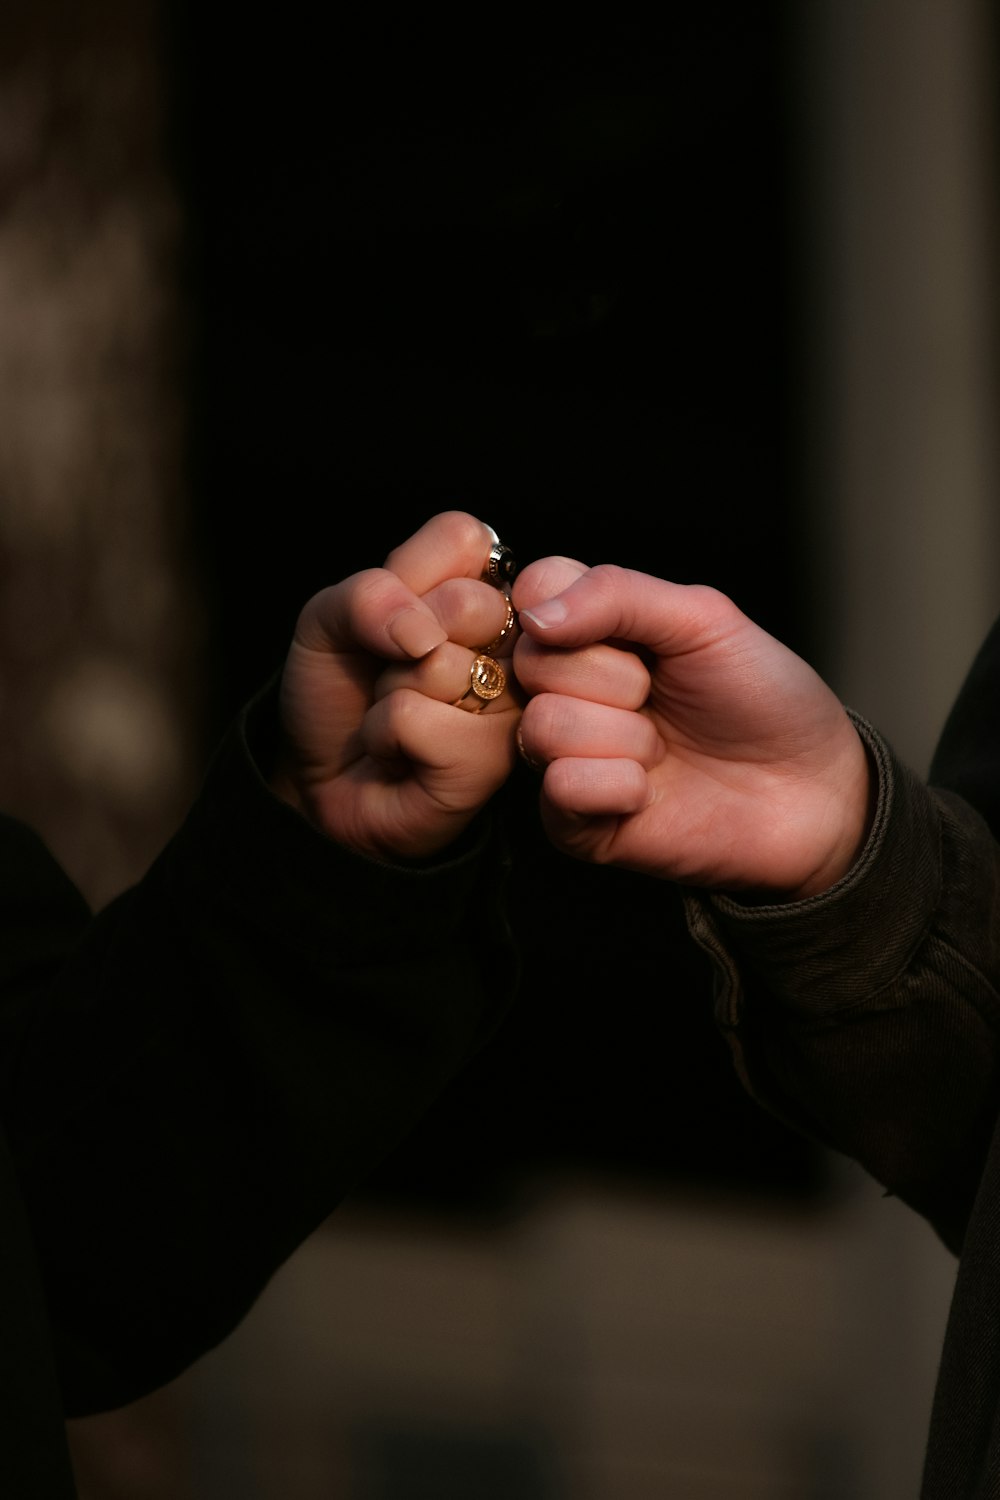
left=450, top=528, right=517, bottom=711
left=453, top=653, right=507, bottom=713
left=516, top=723, right=546, bottom=772
left=480, top=594, right=517, bottom=656
left=482, top=527, right=518, bottom=590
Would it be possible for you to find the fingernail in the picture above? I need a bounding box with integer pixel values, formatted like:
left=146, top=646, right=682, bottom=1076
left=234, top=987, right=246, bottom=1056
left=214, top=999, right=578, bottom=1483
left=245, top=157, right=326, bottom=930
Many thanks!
left=387, top=608, right=448, bottom=658
left=521, top=598, right=568, bottom=630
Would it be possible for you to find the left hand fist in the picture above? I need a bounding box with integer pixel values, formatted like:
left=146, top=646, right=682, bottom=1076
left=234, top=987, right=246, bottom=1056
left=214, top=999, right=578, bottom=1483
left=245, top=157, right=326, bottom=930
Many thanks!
left=272, top=512, right=521, bottom=862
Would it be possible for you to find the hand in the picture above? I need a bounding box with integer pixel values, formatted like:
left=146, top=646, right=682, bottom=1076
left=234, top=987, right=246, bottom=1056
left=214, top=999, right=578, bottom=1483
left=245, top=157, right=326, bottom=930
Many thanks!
left=512, top=558, right=873, bottom=898
left=271, top=512, right=520, bottom=862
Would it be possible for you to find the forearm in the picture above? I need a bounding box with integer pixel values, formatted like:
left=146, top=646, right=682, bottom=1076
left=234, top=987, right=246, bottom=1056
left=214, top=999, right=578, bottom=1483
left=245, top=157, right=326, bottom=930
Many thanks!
left=2, top=687, right=515, bottom=1412
left=686, top=717, right=1000, bottom=1253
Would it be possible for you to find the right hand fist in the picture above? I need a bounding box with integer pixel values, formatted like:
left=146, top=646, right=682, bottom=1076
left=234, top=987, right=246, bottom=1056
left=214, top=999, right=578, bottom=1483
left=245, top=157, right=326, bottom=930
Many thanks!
left=512, top=558, right=873, bottom=899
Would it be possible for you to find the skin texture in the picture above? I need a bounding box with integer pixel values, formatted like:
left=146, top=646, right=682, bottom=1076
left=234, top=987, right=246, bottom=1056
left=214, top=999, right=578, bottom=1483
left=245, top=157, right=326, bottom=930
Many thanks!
left=270, top=513, right=870, bottom=897
left=270, top=512, right=520, bottom=863
left=511, top=557, right=873, bottom=899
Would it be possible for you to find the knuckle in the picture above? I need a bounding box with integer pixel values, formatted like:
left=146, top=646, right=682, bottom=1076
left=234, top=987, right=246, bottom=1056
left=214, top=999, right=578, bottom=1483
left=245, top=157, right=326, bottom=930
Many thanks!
left=434, top=509, right=490, bottom=562
left=541, top=759, right=575, bottom=809
left=349, top=567, right=393, bottom=618
left=429, top=577, right=468, bottom=628
left=586, top=562, right=629, bottom=598
left=511, top=634, right=547, bottom=686
left=584, top=642, right=648, bottom=707
left=518, top=694, right=551, bottom=743
left=455, top=579, right=502, bottom=641
left=381, top=686, right=420, bottom=736
left=526, top=692, right=574, bottom=748
left=684, top=582, right=742, bottom=636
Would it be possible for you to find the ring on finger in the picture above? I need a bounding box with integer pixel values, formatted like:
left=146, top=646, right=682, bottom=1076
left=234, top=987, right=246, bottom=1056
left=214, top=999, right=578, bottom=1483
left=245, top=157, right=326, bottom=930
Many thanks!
left=516, top=722, right=546, bottom=772
left=482, top=528, right=517, bottom=590
left=453, top=653, right=507, bottom=713
left=479, top=594, right=518, bottom=656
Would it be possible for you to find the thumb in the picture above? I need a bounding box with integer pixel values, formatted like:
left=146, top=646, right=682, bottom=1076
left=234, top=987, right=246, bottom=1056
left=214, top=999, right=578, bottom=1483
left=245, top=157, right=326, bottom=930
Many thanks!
left=512, top=555, right=588, bottom=613
left=518, top=564, right=732, bottom=658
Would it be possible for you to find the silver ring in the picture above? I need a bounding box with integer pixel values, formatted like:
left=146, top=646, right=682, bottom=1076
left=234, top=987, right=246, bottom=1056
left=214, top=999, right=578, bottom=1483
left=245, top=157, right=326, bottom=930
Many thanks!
left=453, top=654, right=507, bottom=713
left=483, top=539, right=517, bottom=590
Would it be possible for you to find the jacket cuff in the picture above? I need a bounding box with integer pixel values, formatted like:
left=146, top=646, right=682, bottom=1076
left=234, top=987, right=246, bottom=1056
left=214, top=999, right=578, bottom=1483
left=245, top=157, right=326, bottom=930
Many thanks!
left=684, top=714, right=942, bottom=1023
left=169, top=680, right=507, bottom=970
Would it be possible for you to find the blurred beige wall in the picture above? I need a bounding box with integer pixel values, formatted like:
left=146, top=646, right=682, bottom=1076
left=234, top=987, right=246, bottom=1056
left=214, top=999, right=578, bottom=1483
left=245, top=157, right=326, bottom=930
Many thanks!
left=0, top=0, right=203, bottom=908
left=798, top=0, right=1000, bottom=773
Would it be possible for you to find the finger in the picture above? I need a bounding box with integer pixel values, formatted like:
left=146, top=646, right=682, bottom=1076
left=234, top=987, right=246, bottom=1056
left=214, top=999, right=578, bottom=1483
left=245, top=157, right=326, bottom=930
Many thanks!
left=512, top=555, right=588, bottom=613
left=384, top=511, right=505, bottom=596
left=513, top=636, right=650, bottom=709
left=518, top=564, right=736, bottom=657
left=374, top=642, right=519, bottom=716
left=519, top=695, right=662, bottom=769
left=420, top=577, right=518, bottom=655
left=362, top=689, right=518, bottom=795
left=541, top=757, right=651, bottom=818
left=374, top=642, right=472, bottom=704
left=293, top=569, right=449, bottom=661
left=537, top=802, right=621, bottom=864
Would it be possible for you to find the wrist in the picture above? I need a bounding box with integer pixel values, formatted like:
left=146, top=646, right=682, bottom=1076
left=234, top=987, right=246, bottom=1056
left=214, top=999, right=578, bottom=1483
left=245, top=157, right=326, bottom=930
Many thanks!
left=781, top=728, right=877, bottom=901
left=268, top=759, right=485, bottom=866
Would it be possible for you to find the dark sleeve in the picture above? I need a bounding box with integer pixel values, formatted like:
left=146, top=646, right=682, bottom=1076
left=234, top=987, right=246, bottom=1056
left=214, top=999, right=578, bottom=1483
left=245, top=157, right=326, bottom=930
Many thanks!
left=0, top=686, right=515, bottom=1415
left=929, top=612, right=1000, bottom=839
left=684, top=621, right=1000, bottom=1255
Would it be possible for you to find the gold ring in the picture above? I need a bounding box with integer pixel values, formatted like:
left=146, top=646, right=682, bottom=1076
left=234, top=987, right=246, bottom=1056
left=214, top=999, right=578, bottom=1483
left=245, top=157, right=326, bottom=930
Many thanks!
left=480, top=595, right=518, bottom=655
left=516, top=723, right=546, bottom=772
left=453, top=653, right=507, bottom=713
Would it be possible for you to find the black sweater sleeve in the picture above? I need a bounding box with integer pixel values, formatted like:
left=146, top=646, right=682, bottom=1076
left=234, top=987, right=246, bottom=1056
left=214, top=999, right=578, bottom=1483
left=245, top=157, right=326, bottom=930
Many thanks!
left=0, top=686, right=515, bottom=1414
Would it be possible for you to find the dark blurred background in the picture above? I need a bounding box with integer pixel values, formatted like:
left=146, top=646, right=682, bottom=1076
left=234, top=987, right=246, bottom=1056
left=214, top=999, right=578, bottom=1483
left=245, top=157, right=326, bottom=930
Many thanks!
left=167, top=5, right=816, bottom=1212
left=2, top=2, right=998, bottom=1497
left=171, top=9, right=801, bottom=719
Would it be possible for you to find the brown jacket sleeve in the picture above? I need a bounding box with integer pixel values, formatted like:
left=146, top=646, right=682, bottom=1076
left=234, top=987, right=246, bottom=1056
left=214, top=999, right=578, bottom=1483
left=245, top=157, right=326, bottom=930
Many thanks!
left=685, top=636, right=1000, bottom=1256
